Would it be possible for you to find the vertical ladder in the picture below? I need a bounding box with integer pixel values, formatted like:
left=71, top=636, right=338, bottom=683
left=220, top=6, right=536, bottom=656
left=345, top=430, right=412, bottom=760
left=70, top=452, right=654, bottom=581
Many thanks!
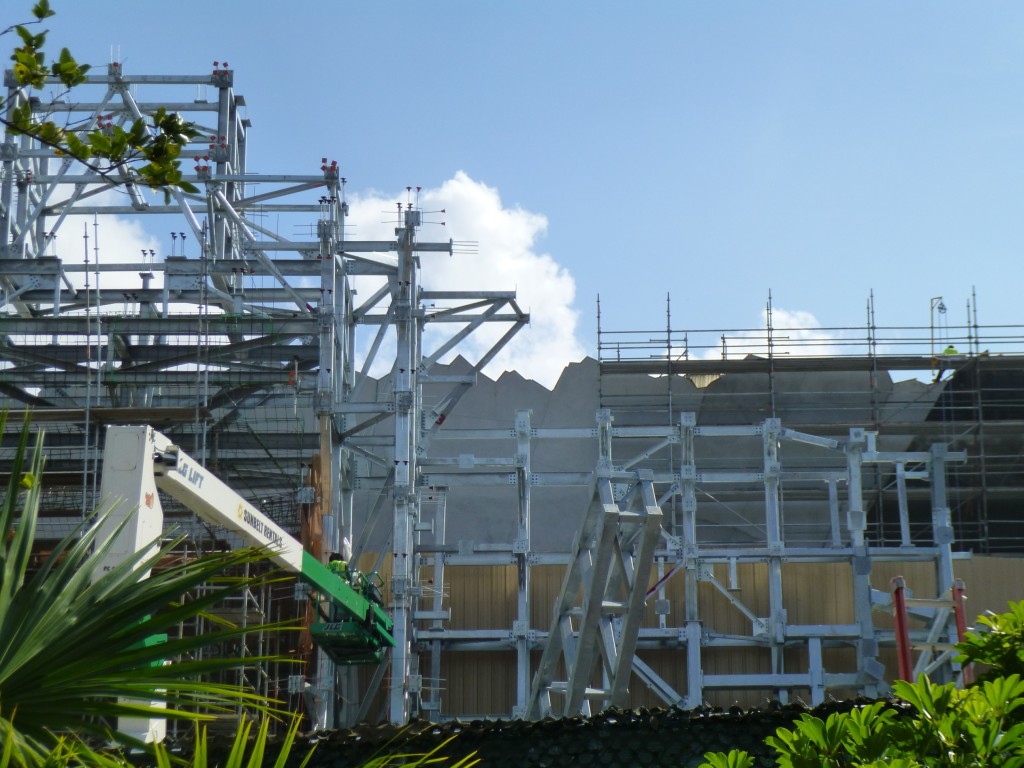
left=414, top=486, right=449, bottom=717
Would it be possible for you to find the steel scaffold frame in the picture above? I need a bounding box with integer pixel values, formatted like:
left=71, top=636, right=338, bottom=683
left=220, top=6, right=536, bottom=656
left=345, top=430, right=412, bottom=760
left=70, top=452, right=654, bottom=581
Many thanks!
left=420, top=409, right=968, bottom=717
left=2, top=62, right=1001, bottom=724
left=1, top=63, right=528, bottom=725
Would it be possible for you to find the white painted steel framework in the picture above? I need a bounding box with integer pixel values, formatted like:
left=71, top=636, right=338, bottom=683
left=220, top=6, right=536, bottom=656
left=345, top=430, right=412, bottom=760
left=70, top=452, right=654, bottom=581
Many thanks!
left=527, top=462, right=662, bottom=717
left=1, top=64, right=527, bottom=725
left=3, top=62, right=987, bottom=724
left=422, top=409, right=968, bottom=717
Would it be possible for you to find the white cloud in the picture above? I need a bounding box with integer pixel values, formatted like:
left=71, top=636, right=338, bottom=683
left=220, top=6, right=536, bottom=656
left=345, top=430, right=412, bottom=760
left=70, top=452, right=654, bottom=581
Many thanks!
left=48, top=189, right=164, bottom=295
left=760, top=307, right=845, bottom=358
left=693, top=307, right=846, bottom=360
left=28, top=176, right=586, bottom=387
left=346, top=172, right=585, bottom=388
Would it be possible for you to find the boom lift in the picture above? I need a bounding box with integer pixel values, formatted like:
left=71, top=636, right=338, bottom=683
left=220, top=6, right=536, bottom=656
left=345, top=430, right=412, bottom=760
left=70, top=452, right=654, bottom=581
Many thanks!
left=95, top=424, right=394, bottom=713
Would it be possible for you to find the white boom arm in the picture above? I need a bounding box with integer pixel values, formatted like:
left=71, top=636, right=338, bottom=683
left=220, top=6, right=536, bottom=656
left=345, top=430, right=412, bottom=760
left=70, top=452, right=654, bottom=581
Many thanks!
left=93, top=425, right=393, bottom=743
left=96, top=425, right=303, bottom=575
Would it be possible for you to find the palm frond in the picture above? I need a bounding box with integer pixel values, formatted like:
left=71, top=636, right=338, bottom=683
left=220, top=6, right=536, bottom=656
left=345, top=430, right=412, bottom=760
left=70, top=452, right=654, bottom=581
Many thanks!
left=0, top=417, right=302, bottom=750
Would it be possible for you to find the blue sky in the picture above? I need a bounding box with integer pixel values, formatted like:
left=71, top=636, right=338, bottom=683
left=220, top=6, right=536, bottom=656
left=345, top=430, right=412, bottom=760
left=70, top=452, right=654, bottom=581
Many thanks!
left=24, top=2, right=1024, bottom=382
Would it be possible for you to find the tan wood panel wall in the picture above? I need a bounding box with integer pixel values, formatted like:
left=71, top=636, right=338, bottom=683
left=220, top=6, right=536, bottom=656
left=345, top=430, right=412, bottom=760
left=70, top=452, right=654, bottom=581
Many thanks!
left=423, top=555, right=1024, bottom=717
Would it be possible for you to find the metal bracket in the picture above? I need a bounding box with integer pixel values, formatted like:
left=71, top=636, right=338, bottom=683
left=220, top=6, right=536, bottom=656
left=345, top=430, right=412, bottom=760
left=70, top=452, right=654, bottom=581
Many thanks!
left=211, top=69, right=234, bottom=88
left=208, top=144, right=230, bottom=163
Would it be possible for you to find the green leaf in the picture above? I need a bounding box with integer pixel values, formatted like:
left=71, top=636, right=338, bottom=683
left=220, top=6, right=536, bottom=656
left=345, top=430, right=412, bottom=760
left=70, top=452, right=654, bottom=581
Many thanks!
left=698, top=751, right=754, bottom=768
left=958, top=601, right=1024, bottom=685
left=982, top=674, right=1024, bottom=718
left=127, top=118, right=148, bottom=145
left=32, top=0, right=54, bottom=20
left=50, top=47, right=89, bottom=87
left=86, top=129, right=112, bottom=156
left=11, top=47, right=48, bottom=88
left=14, top=25, right=37, bottom=48
left=36, top=120, right=64, bottom=146
left=63, top=132, right=92, bottom=160
left=844, top=702, right=899, bottom=762
left=8, top=100, right=33, bottom=132
left=893, top=675, right=960, bottom=721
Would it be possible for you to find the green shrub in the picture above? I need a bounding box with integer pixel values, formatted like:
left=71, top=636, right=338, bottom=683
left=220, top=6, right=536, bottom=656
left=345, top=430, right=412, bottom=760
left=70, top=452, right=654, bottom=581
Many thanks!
left=696, top=600, right=1024, bottom=768
left=957, top=600, right=1024, bottom=683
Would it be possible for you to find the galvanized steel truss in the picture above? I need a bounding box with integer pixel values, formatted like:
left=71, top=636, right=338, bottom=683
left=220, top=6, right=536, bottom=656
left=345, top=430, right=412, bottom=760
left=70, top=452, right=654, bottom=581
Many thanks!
left=3, top=63, right=971, bottom=724
left=1, top=64, right=527, bottom=725
left=422, top=409, right=967, bottom=717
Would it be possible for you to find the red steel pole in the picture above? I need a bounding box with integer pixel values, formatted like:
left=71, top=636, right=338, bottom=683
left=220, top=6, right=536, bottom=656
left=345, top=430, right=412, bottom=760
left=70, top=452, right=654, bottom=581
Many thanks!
left=891, top=576, right=914, bottom=682
left=953, top=578, right=974, bottom=685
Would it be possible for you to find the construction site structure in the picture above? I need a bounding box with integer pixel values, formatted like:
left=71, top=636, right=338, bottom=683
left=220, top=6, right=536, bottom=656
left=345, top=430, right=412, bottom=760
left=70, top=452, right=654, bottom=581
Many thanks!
left=1, top=63, right=526, bottom=726
left=5, top=63, right=1024, bottom=725
left=95, top=424, right=395, bottom=742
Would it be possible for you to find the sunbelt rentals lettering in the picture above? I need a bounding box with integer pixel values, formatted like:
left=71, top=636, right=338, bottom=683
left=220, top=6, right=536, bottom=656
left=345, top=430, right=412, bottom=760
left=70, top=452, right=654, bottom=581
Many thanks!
left=236, top=503, right=283, bottom=548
